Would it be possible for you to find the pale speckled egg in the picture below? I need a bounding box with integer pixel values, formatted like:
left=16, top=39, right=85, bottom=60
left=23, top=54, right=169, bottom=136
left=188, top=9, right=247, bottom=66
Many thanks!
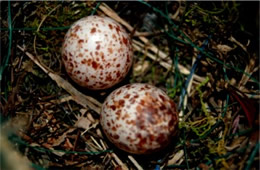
left=100, top=83, right=178, bottom=154
left=61, top=15, right=133, bottom=90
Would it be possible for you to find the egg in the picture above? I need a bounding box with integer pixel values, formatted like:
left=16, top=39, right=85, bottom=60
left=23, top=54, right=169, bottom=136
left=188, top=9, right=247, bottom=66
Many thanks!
left=61, top=15, right=133, bottom=90
left=100, top=83, right=178, bottom=154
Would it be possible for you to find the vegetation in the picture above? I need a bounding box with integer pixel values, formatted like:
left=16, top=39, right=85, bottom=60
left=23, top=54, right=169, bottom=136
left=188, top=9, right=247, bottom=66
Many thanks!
left=0, top=1, right=259, bottom=169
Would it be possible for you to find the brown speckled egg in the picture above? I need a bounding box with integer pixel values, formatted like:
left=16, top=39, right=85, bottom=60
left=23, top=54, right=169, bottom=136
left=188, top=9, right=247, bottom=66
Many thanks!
left=61, top=15, right=133, bottom=90
left=100, top=83, right=178, bottom=154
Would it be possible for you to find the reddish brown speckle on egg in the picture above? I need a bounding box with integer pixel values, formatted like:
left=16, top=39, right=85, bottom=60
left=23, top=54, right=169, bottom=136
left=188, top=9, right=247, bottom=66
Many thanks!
left=108, top=48, right=113, bottom=54
left=124, top=94, right=130, bottom=99
left=115, top=25, right=121, bottom=33
left=91, top=27, right=96, bottom=33
left=69, top=62, right=74, bottom=68
left=127, top=54, right=130, bottom=63
left=63, top=55, right=68, bottom=61
left=119, top=99, right=125, bottom=106
left=116, top=110, right=121, bottom=116
left=100, top=83, right=178, bottom=154
left=78, top=39, right=84, bottom=43
left=92, top=61, right=98, bottom=70
left=108, top=24, right=113, bottom=29
left=73, top=25, right=81, bottom=32
left=105, top=74, right=113, bottom=82
left=112, top=126, right=117, bottom=131
left=122, top=37, right=128, bottom=45
left=110, top=105, right=116, bottom=110
left=116, top=89, right=122, bottom=95
left=78, top=53, right=83, bottom=58
left=113, top=134, right=119, bottom=139
left=136, top=105, right=142, bottom=114
left=116, top=71, right=121, bottom=77
left=105, top=63, right=111, bottom=68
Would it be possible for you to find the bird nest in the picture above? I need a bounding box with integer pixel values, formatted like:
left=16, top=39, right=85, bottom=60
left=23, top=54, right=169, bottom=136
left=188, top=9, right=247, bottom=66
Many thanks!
left=0, top=1, right=259, bottom=169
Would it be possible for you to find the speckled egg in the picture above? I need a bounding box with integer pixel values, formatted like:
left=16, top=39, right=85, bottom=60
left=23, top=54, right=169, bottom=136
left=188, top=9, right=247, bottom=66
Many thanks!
left=100, top=83, right=178, bottom=154
left=61, top=15, right=133, bottom=90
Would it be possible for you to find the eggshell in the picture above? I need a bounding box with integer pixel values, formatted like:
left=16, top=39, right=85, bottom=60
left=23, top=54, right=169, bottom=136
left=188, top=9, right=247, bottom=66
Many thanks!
left=62, top=15, right=133, bottom=90
left=100, top=83, right=178, bottom=154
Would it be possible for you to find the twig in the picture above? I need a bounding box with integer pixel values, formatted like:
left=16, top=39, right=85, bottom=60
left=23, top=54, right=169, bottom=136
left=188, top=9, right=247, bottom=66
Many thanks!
left=100, top=139, right=107, bottom=150
left=111, top=153, right=129, bottom=170
left=167, top=150, right=184, bottom=165
left=133, top=41, right=205, bottom=83
left=90, top=136, right=103, bottom=150
left=80, top=121, right=99, bottom=136
left=133, top=30, right=164, bottom=37
left=17, top=45, right=102, bottom=114
left=99, top=3, right=205, bottom=84
left=128, top=155, right=143, bottom=170
left=180, top=56, right=197, bottom=117
left=229, top=36, right=247, bottom=52
left=99, top=139, right=123, bottom=169
left=238, top=58, right=256, bottom=91
left=71, top=130, right=80, bottom=161
left=49, top=95, right=73, bottom=105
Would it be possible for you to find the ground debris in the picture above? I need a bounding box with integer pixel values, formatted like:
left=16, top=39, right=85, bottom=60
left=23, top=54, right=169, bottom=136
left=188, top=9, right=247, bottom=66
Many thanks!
left=0, top=1, right=259, bottom=169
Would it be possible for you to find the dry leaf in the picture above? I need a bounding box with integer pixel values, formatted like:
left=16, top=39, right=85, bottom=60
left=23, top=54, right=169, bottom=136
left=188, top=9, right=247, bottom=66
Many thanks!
left=167, top=150, right=184, bottom=165
left=133, top=60, right=150, bottom=76
left=52, top=149, right=66, bottom=157
left=199, top=163, right=210, bottom=170
left=229, top=36, right=247, bottom=52
left=52, top=128, right=76, bottom=147
left=65, top=160, right=79, bottom=166
left=63, top=138, right=74, bottom=149
left=225, top=136, right=247, bottom=151
left=33, top=111, right=53, bottom=130
left=217, top=44, right=233, bottom=54
left=74, top=116, right=92, bottom=130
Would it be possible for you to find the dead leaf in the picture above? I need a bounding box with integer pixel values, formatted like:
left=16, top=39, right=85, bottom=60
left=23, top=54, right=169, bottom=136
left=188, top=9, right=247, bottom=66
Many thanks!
left=217, top=44, right=233, bottom=54
left=167, top=150, right=184, bottom=165
left=133, top=60, right=150, bottom=76
left=63, top=138, right=74, bottom=149
left=52, top=149, right=66, bottom=157
left=229, top=36, right=247, bottom=52
left=74, top=116, right=92, bottom=130
left=21, top=60, right=33, bottom=72
left=225, top=136, right=247, bottom=151
left=33, top=111, right=53, bottom=130
left=65, top=160, right=79, bottom=166
left=199, top=163, right=210, bottom=170
left=52, top=128, right=76, bottom=147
